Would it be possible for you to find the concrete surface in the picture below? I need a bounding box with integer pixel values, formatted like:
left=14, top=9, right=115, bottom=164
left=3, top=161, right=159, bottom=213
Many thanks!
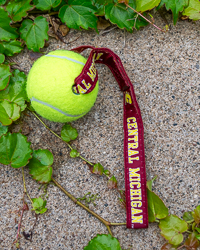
left=0, top=12, right=199, bottom=250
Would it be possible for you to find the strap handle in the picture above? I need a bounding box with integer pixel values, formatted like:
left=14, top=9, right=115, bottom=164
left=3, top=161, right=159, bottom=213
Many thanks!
left=71, top=46, right=148, bottom=229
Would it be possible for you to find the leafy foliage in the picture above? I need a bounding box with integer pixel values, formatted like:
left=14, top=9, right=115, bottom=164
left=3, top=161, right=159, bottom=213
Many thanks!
left=0, top=132, right=32, bottom=168
left=32, top=197, right=47, bottom=214
left=147, top=188, right=168, bottom=222
left=192, top=205, right=200, bottom=225
left=0, top=64, right=12, bottom=91
left=59, top=0, right=98, bottom=31
left=183, top=211, right=194, bottom=224
left=184, top=232, right=200, bottom=250
left=92, top=0, right=113, bottom=16
left=70, top=149, right=80, bottom=158
left=28, top=149, right=53, bottom=184
left=0, top=53, right=5, bottom=63
left=105, top=0, right=148, bottom=32
left=61, top=123, right=78, bottom=142
left=0, top=100, right=20, bottom=125
left=159, top=215, right=188, bottom=245
left=161, top=243, right=177, bottom=250
left=0, top=69, right=28, bottom=111
left=136, top=0, right=161, bottom=12
left=158, top=0, right=189, bottom=25
left=183, top=0, right=200, bottom=20
left=34, top=0, right=61, bottom=11
left=0, top=40, right=23, bottom=56
left=20, top=16, right=49, bottom=52
left=6, top=0, right=33, bottom=22
left=84, top=234, right=122, bottom=250
left=92, top=163, right=104, bottom=175
left=107, top=175, right=118, bottom=189
left=0, top=122, right=8, bottom=137
left=0, top=7, right=19, bottom=41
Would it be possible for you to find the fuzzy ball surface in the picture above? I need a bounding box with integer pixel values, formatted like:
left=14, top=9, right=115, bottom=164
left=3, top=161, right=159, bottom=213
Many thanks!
left=27, top=50, right=99, bottom=123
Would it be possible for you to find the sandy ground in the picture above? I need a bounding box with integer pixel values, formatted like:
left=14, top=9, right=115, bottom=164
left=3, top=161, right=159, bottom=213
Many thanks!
left=0, top=12, right=199, bottom=250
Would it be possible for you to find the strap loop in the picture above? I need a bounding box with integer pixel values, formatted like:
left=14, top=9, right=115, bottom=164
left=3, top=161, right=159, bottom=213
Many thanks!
left=71, top=46, right=148, bottom=229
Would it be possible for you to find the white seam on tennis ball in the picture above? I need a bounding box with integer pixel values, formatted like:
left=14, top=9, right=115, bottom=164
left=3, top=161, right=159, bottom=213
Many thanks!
left=45, top=54, right=85, bottom=65
left=31, top=97, right=87, bottom=117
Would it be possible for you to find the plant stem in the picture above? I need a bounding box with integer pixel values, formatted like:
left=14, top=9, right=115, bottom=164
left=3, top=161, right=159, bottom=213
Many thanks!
left=29, top=109, right=94, bottom=162
left=126, top=4, right=164, bottom=32
left=110, top=222, right=127, bottom=226
left=51, top=177, right=111, bottom=227
left=52, top=177, right=126, bottom=236
left=22, top=167, right=33, bottom=205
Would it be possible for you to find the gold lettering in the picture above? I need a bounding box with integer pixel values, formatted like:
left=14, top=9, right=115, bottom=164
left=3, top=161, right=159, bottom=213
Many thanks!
left=128, top=123, right=138, bottom=130
left=132, top=215, right=143, bottom=224
left=129, top=168, right=140, bottom=177
left=131, top=196, right=142, bottom=200
left=128, top=129, right=138, bottom=136
left=130, top=189, right=141, bottom=196
left=131, top=201, right=142, bottom=207
left=128, top=150, right=139, bottom=157
left=81, top=79, right=91, bottom=90
left=127, top=117, right=136, bottom=123
left=96, top=53, right=103, bottom=60
left=131, top=208, right=142, bottom=215
left=77, top=84, right=86, bottom=94
left=129, top=157, right=139, bottom=163
left=128, top=142, right=138, bottom=149
left=130, top=182, right=141, bottom=189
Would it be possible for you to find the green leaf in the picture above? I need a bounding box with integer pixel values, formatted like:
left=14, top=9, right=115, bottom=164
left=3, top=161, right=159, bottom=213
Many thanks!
left=20, top=16, right=49, bottom=52
left=92, top=0, right=113, bottom=15
left=196, top=234, right=200, bottom=240
left=0, top=54, right=5, bottom=64
left=158, top=0, right=189, bottom=25
left=146, top=175, right=157, bottom=191
left=32, top=197, right=47, bottom=214
left=0, top=100, right=20, bottom=126
left=0, top=69, right=27, bottom=111
left=0, top=7, right=19, bottom=41
left=34, top=0, right=61, bottom=10
left=183, top=211, right=194, bottom=223
left=184, top=232, right=200, bottom=249
left=136, top=0, right=161, bottom=12
left=0, top=132, right=32, bottom=168
left=105, top=1, right=134, bottom=32
left=52, top=0, right=66, bottom=11
left=105, top=0, right=148, bottom=32
left=182, top=0, right=200, bottom=20
left=0, top=0, right=6, bottom=5
left=161, top=243, right=177, bottom=250
left=0, top=122, right=8, bottom=137
left=28, top=149, right=53, bottom=184
left=92, top=163, right=104, bottom=175
left=147, top=188, right=168, bottom=222
left=61, top=123, right=78, bottom=142
left=6, top=0, right=33, bottom=22
left=159, top=215, right=188, bottom=245
left=0, top=64, right=12, bottom=91
left=103, top=169, right=110, bottom=176
left=107, top=175, right=118, bottom=189
left=133, top=13, right=149, bottom=30
left=196, top=227, right=200, bottom=233
left=84, top=234, right=122, bottom=250
left=192, top=205, right=200, bottom=225
left=59, top=0, right=98, bottom=31
left=0, top=40, right=23, bottom=57
left=70, top=149, right=80, bottom=158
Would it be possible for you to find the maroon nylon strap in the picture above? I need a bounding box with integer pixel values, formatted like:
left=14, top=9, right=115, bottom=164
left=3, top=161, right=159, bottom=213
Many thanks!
left=71, top=46, right=148, bottom=229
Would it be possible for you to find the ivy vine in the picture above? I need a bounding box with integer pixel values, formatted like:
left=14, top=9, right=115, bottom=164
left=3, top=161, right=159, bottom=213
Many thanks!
left=0, top=0, right=200, bottom=249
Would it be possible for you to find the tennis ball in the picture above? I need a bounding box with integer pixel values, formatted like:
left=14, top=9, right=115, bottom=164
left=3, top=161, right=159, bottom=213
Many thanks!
left=27, top=50, right=98, bottom=123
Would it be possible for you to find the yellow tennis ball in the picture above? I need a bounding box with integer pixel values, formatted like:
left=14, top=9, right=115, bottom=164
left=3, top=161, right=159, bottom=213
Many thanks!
left=27, top=50, right=98, bottom=123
